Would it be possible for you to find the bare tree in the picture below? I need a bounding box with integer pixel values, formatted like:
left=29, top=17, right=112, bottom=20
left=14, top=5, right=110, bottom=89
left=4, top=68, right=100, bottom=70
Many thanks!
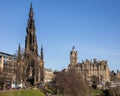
left=91, top=76, right=99, bottom=89
left=108, top=87, right=120, bottom=96
left=52, top=70, right=92, bottom=96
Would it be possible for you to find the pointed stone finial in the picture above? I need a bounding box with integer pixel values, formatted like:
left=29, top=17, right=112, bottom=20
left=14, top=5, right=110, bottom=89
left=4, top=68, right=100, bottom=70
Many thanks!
left=72, top=46, right=76, bottom=51
left=18, top=43, right=21, bottom=62
left=18, top=43, right=21, bottom=55
left=29, top=2, right=34, bottom=17
left=40, top=45, right=44, bottom=60
left=30, top=2, right=32, bottom=8
left=18, top=43, right=21, bottom=50
left=41, top=45, right=43, bottom=52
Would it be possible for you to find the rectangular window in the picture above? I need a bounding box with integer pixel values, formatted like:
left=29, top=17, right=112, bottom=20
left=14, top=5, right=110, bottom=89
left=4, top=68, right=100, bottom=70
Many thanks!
left=4, top=60, right=7, bottom=64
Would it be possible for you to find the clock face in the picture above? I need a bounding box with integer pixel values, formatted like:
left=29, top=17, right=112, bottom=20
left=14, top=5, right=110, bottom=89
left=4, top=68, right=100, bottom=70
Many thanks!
left=72, top=53, right=75, bottom=56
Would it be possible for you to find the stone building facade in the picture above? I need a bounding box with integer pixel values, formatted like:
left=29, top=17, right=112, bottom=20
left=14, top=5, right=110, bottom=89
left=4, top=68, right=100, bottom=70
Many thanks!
left=116, top=70, right=120, bottom=78
left=44, top=68, right=55, bottom=84
left=68, top=47, right=110, bottom=83
left=0, top=52, right=16, bottom=82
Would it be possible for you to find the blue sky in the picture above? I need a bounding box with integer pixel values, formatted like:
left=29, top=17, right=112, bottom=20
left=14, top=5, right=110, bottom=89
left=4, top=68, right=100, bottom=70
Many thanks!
left=0, top=0, right=120, bottom=71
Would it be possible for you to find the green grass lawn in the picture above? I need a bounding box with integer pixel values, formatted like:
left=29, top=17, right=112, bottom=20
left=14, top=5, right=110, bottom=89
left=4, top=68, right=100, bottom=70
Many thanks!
left=0, top=89, right=45, bottom=96
left=93, top=89, right=104, bottom=96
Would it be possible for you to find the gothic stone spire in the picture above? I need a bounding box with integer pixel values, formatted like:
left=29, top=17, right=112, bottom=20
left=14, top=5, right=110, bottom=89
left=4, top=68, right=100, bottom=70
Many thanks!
left=29, top=3, right=34, bottom=17
left=25, top=3, right=38, bottom=56
left=17, top=43, right=21, bottom=62
left=40, top=45, right=44, bottom=60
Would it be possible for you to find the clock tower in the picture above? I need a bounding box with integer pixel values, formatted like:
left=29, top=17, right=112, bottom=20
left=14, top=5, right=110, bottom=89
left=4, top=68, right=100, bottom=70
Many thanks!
left=70, top=46, right=78, bottom=66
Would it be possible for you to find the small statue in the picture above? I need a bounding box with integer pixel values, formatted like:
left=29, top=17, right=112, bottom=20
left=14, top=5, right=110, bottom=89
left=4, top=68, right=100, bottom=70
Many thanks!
left=29, top=66, right=32, bottom=77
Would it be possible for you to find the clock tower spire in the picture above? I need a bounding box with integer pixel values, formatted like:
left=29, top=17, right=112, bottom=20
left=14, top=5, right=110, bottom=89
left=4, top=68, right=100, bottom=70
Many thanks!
left=70, top=46, right=78, bottom=65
